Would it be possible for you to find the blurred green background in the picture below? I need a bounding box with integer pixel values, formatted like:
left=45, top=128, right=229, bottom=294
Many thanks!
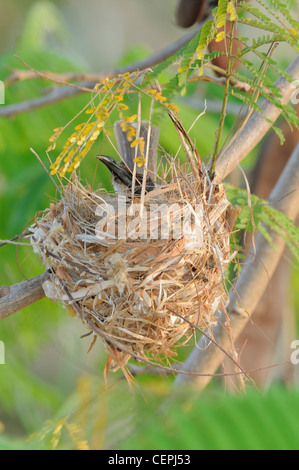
left=0, top=0, right=298, bottom=450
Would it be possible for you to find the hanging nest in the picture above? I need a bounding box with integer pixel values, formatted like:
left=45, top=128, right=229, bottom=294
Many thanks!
left=30, top=170, right=232, bottom=373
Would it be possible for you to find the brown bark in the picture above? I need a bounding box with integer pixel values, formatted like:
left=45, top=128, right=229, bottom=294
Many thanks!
left=227, top=106, right=299, bottom=386
left=0, top=271, right=51, bottom=320
left=175, top=0, right=243, bottom=72
left=175, top=142, right=299, bottom=388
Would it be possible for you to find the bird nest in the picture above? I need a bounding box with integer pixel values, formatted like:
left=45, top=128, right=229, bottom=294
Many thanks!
left=30, top=174, right=232, bottom=373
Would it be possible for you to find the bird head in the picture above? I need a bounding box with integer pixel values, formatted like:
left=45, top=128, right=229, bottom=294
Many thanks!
left=96, top=155, right=155, bottom=195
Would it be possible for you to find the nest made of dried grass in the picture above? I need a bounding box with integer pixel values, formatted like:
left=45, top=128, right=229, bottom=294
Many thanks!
left=30, top=172, right=232, bottom=373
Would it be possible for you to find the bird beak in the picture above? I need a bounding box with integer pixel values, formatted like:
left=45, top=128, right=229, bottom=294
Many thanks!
left=95, top=155, right=118, bottom=174
left=95, top=154, right=111, bottom=163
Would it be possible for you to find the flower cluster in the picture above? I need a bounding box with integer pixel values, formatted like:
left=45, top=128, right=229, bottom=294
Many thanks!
left=48, top=70, right=180, bottom=178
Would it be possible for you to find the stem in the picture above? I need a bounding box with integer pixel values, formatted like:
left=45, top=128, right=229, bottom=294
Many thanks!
left=209, top=19, right=236, bottom=178
left=0, top=271, right=51, bottom=319
left=214, top=54, right=299, bottom=183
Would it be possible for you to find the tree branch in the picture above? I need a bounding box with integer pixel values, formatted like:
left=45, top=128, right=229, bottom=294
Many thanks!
left=0, top=26, right=201, bottom=119
left=214, top=55, right=299, bottom=183
left=175, top=141, right=299, bottom=388
left=0, top=271, right=51, bottom=319
left=0, top=80, right=97, bottom=118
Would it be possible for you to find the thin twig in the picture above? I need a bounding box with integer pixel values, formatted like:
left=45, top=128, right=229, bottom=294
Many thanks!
left=189, top=73, right=252, bottom=92
left=214, top=55, right=299, bottom=183
left=14, top=56, right=96, bottom=93
left=210, top=19, right=236, bottom=178
left=0, top=271, right=51, bottom=319
left=167, top=307, right=252, bottom=383
left=0, top=25, right=202, bottom=119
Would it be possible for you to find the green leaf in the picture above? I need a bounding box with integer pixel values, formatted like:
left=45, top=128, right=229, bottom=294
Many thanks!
left=226, top=185, right=299, bottom=262
left=120, top=387, right=299, bottom=450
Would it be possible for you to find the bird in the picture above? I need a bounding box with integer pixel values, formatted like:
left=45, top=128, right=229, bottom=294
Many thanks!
left=96, top=155, right=155, bottom=196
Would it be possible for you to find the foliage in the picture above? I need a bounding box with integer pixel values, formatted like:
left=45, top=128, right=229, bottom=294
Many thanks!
left=226, top=185, right=299, bottom=261
left=5, top=382, right=299, bottom=450
left=0, top=4, right=221, bottom=445
left=45, top=0, right=299, bottom=181
left=0, top=0, right=108, bottom=445
left=42, top=0, right=299, bottom=280
left=0, top=0, right=299, bottom=451
left=119, top=386, right=299, bottom=451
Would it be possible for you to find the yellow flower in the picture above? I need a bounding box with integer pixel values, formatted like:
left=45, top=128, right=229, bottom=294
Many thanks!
left=90, top=130, right=100, bottom=141
left=227, top=2, right=237, bottom=22
left=126, top=114, right=137, bottom=122
left=216, top=31, right=226, bottom=42
left=147, top=89, right=157, bottom=96
left=118, top=103, right=129, bottom=111
left=76, top=440, right=90, bottom=451
left=168, top=102, right=180, bottom=113
left=85, top=107, right=96, bottom=115
left=130, top=139, right=139, bottom=148
left=133, top=156, right=145, bottom=167
left=196, top=50, right=205, bottom=60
